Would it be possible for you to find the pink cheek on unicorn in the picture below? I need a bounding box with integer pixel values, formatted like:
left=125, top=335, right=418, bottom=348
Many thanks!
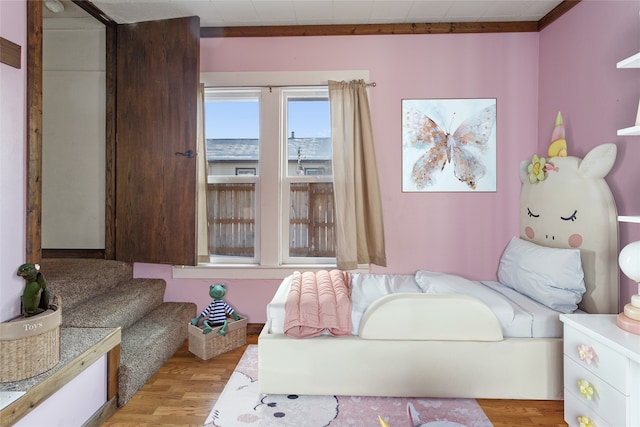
left=525, top=226, right=535, bottom=239
left=568, top=234, right=583, bottom=248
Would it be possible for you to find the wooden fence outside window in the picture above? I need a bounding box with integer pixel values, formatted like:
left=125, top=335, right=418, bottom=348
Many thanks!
left=207, top=182, right=336, bottom=258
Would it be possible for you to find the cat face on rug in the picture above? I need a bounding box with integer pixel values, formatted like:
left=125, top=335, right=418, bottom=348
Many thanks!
left=209, top=370, right=339, bottom=427
left=257, top=394, right=339, bottom=426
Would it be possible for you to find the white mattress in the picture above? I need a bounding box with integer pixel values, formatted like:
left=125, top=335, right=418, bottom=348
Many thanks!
left=266, top=273, right=568, bottom=338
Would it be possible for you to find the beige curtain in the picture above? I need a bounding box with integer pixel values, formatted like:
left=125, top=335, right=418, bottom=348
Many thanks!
left=196, top=83, right=210, bottom=262
left=328, top=80, right=387, bottom=270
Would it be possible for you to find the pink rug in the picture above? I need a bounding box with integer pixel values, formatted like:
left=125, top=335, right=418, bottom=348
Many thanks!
left=204, top=345, right=493, bottom=427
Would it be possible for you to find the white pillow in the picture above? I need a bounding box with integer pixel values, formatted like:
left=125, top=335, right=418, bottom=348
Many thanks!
left=351, top=273, right=422, bottom=313
left=415, top=270, right=515, bottom=323
left=497, top=237, right=585, bottom=313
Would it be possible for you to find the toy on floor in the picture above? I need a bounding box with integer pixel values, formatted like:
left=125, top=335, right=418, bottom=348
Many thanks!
left=17, top=263, right=51, bottom=317
left=190, top=283, right=240, bottom=336
left=407, top=402, right=466, bottom=427
left=378, top=403, right=469, bottom=427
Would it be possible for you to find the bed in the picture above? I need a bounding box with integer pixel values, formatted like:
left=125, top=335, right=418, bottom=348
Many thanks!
left=258, top=143, right=620, bottom=400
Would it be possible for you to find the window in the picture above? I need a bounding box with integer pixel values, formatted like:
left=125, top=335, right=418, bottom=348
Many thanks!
left=204, top=86, right=336, bottom=267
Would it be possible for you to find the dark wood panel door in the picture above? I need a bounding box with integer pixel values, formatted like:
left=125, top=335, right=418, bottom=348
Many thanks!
left=115, top=16, right=200, bottom=265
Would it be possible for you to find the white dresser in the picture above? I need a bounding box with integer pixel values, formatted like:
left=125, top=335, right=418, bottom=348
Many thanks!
left=560, top=314, right=640, bottom=427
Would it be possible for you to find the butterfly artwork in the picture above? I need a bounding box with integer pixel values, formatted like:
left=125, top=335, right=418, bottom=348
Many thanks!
left=402, top=99, right=497, bottom=192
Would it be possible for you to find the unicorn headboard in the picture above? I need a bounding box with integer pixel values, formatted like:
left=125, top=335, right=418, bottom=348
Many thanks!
left=519, top=113, right=619, bottom=314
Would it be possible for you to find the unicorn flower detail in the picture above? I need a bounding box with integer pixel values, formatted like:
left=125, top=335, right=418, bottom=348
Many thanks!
left=528, top=155, right=547, bottom=183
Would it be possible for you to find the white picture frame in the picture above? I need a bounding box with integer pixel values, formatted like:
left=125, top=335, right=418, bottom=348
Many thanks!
left=402, top=98, right=497, bottom=192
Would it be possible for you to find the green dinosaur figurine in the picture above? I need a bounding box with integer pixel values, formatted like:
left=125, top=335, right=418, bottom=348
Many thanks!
left=17, top=263, right=51, bottom=317
left=190, top=284, right=239, bottom=336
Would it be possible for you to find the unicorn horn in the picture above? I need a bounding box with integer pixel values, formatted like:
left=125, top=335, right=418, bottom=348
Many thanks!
left=548, top=111, right=568, bottom=157
left=378, top=415, right=391, bottom=427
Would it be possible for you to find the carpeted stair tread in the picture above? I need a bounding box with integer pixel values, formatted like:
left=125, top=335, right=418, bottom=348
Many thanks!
left=40, top=258, right=196, bottom=407
left=60, top=278, right=166, bottom=329
left=40, top=258, right=134, bottom=310
left=118, top=301, right=196, bottom=406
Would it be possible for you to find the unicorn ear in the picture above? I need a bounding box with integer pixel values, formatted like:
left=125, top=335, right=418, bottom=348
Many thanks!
left=578, top=143, right=617, bottom=178
left=519, top=160, right=530, bottom=184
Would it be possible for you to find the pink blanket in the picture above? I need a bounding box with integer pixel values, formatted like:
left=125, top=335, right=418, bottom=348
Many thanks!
left=283, top=270, right=352, bottom=338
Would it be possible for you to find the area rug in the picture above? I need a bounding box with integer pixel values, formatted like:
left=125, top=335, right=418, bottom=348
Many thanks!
left=204, top=345, right=493, bottom=427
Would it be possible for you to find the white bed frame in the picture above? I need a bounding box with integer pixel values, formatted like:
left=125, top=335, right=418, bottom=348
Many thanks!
left=259, top=294, right=564, bottom=399
left=258, top=145, right=620, bottom=400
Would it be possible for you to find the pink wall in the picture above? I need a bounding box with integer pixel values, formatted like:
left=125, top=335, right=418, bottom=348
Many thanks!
left=199, top=33, right=539, bottom=277
left=142, top=31, right=542, bottom=322
left=538, top=0, right=640, bottom=308
left=0, top=0, right=27, bottom=322
left=151, top=1, right=639, bottom=322
left=2, top=1, right=630, bottom=324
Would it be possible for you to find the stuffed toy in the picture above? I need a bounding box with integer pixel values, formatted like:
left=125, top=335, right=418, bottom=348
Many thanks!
left=190, top=283, right=240, bottom=336
left=17, top=263, right=51, bottom=317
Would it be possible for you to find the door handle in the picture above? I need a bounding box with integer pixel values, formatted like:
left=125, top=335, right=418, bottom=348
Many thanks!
left=175, top=150, right=195, bottom=159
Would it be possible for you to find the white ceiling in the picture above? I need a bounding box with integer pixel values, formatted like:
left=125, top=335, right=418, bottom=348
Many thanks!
left=44, top=0, right=565, bottom=28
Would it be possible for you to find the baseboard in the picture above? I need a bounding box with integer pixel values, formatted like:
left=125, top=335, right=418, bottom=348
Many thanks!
left=247, top=323, right=265, bottom=335
left=42, top=249, right=106, bottom=259
left=82, top=396, right=117, bottom=427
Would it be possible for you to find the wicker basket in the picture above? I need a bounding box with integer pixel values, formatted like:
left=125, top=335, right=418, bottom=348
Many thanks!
left=188, top=316, right=247, bottom=360
left=0, top=303, right=62, bottom=383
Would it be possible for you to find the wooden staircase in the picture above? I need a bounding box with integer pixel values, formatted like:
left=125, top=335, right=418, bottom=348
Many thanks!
left=40, top=258, right=196, bottom=406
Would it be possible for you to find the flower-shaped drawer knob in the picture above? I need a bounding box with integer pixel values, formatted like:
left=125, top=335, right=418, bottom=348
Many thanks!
left=578, top=344, right=596, bottom=365
left=578, top=379, right=596, bottom=401
left=577, top=415, right=595, bottom=427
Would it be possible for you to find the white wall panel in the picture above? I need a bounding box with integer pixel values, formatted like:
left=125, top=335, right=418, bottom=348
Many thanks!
left=42, top=26, right=106, bottom=249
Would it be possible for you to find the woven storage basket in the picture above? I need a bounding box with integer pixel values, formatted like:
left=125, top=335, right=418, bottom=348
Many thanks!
left=0, top=303, right=61, bottom=383
left=188, top=316, right=247, bottom=360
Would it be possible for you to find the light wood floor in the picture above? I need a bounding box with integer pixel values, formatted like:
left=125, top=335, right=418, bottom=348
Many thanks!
left=101, top=334, right=568, bottom=427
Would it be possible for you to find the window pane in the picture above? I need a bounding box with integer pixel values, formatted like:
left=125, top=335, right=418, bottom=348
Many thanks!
left=205, top=89, right=259, bottom=261
left=208, top=183, right=255, bottom=258
left=287, top=98, right=332, bottom=177
left=206, top=95, right=259, bottom=177
left=289, top=182, right=335, bottom=257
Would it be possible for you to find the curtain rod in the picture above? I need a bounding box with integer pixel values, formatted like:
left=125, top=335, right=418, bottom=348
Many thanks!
left=205, top=82, right=377, bottom=90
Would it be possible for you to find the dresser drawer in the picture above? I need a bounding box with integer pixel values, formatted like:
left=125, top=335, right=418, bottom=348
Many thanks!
left=564, top=356, right=627, bottom=427
left=564, top=325, right=630, bottom=393
left=564, top=391, right=609, bottom=427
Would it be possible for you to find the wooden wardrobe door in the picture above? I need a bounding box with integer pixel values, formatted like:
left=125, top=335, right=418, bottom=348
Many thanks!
left=115, top=16, right=200, bottom=265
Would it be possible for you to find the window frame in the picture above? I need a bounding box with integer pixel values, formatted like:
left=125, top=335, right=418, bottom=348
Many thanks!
left=280, top=86, right=335, bottom=265
left=204, top=87, right=262, bottom=265
left=174, top=71, right=370, bottom=279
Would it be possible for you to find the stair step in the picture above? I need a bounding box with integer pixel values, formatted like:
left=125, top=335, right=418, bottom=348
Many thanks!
left=118, top=301, right=196, bottom=406
left=41, top=259, right=134, bottom=310
left=40, top=258, right=198, bottom=407
left=61, top=278, right=166, bottom=330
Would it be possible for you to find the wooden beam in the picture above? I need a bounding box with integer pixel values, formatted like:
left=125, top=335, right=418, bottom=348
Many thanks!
left=71, top=0, right=118, bottom=27
left=199, top=0, right=581, bottom=38
left=26, top=0, right=42, bottom=264
left=0, top=328, right=121, bottom=426
left=538, top=0, right=581, bottom=31
left=104, top=25, right=117, bottom=260
left=107, top=344, right=120, bottom=400
left=0, top=37, right=21, bottom=69
left=201, top=20, right=540, bottom=38
left=42, top=249, right=105, bottom=259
